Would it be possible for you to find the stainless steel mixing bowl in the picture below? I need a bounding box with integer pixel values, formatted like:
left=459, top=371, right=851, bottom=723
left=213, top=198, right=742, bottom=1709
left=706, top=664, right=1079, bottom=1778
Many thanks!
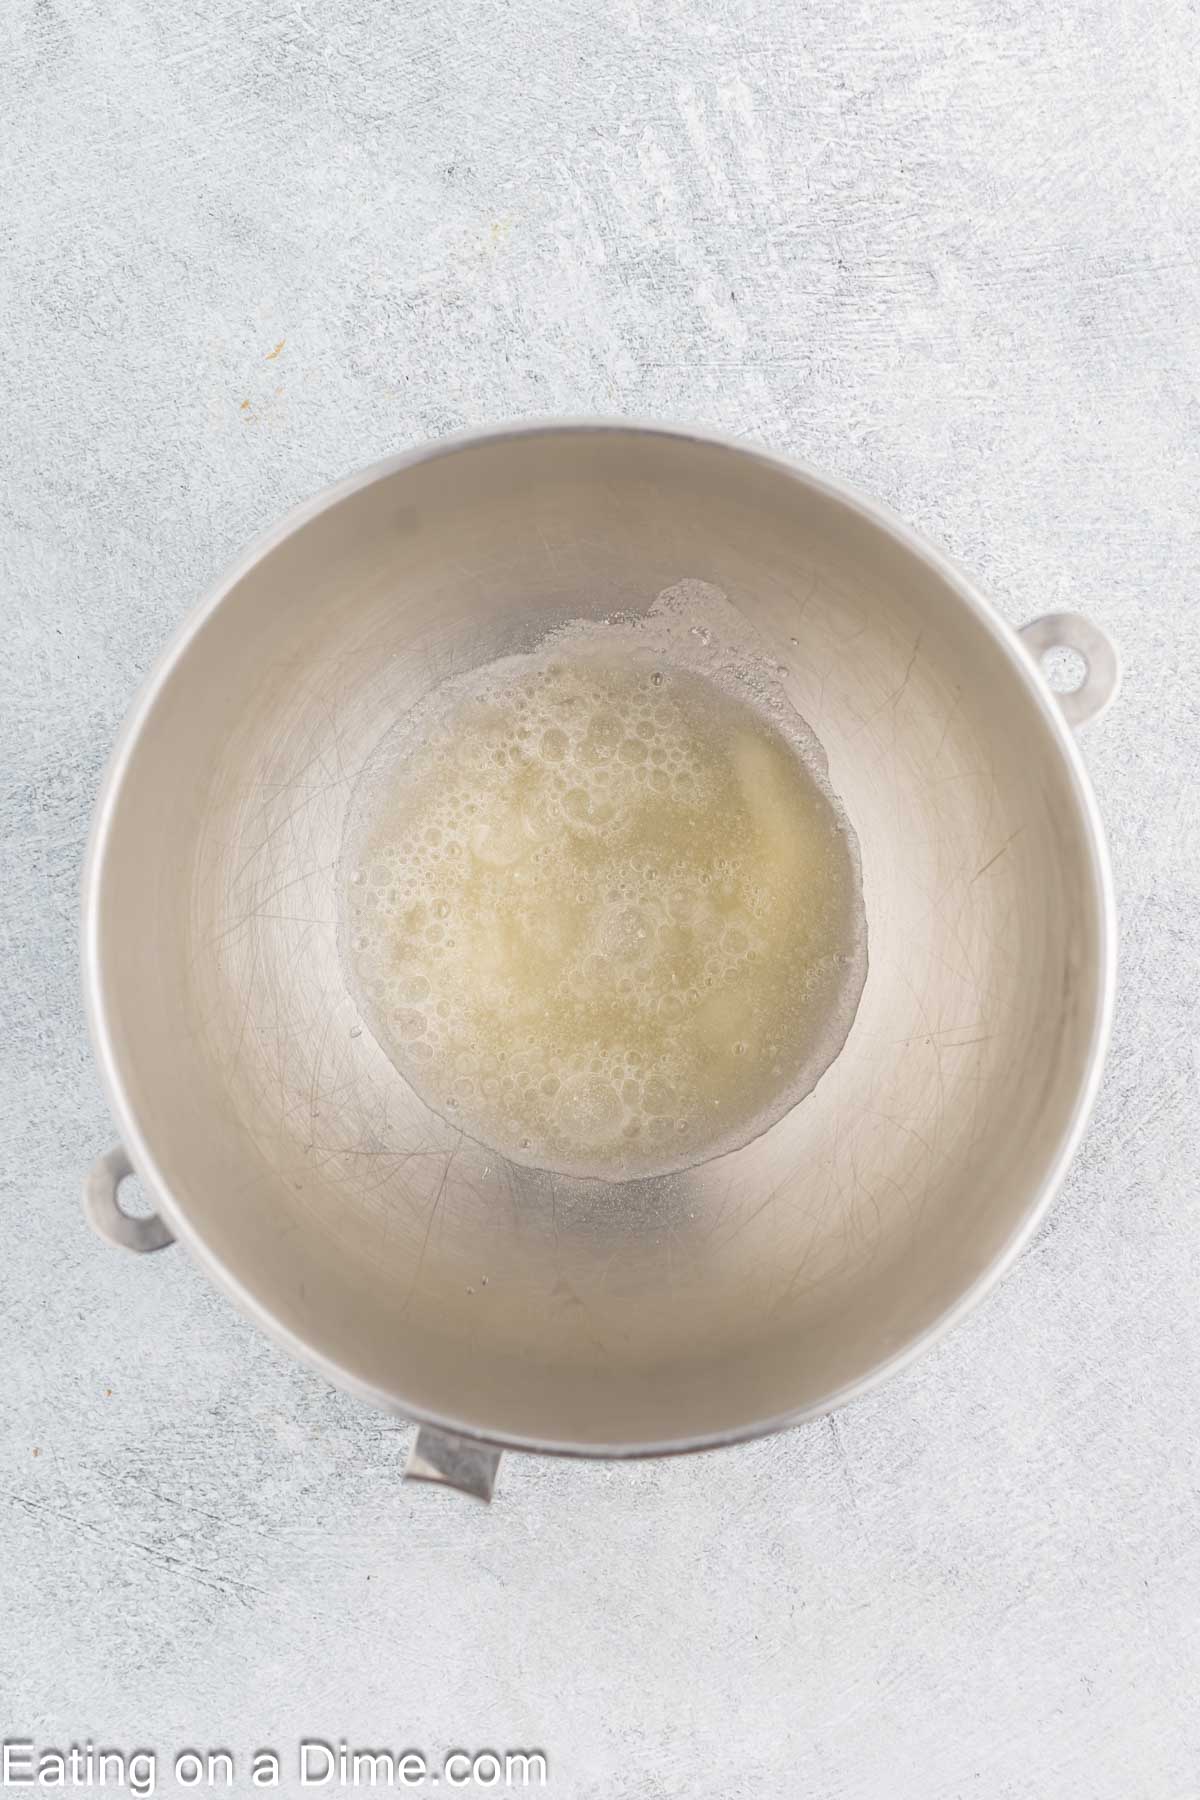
left=82, top=422, right=1118, bottom=1497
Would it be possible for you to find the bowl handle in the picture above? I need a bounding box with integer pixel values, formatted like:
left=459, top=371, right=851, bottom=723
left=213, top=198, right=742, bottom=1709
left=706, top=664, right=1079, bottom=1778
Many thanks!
left=83, top=1144, right=176, bottom=1253
left=405, top=1425, right=502, bottom=1502
left=1018, top=612, right=1121, bottom=729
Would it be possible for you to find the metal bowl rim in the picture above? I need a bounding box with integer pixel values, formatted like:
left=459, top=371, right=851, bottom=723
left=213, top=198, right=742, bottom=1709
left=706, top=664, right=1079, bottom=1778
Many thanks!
left=81, top=417, right=1117, bottom=1458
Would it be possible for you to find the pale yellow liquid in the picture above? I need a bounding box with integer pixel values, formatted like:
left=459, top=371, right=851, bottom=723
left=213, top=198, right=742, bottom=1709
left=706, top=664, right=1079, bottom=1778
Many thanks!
left=344, top=651, right=865, bottom=1179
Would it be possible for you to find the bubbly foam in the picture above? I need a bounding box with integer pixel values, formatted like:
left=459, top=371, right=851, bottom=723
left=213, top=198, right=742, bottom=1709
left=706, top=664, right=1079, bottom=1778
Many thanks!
left=341, top=588, right=866, bottom=1179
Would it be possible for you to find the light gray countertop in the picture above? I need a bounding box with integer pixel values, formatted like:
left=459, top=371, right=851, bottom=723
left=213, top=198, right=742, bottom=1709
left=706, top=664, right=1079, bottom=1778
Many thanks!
left=2, top=1, right=1198, bottom=1794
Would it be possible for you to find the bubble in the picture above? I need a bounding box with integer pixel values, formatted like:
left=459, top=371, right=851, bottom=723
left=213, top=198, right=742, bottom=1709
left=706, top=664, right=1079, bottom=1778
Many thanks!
left=521, top=792, right=559, bottom=841
left=600, top=906, right=652, bottom=961
left=562, top=786, right=617, bottom=829
left=470, top=811, right=526, bottom=866
left=557, top=1075, right=623, bottom=1145
left=580, top=711, right=622, bottom=764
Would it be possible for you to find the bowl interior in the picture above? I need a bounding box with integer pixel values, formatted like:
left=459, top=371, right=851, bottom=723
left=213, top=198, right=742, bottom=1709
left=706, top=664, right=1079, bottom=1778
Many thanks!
left=89, top=427, right=1108, bottom=1450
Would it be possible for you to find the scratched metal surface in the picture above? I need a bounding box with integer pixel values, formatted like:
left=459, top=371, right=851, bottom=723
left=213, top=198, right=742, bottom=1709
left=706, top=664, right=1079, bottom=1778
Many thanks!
left=1, top=0, right=1197, bottom=1794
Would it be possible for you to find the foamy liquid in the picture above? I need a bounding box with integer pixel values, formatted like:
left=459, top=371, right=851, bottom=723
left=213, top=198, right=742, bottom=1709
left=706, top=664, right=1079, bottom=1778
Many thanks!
left=342, top=638, right=865, bottom=1179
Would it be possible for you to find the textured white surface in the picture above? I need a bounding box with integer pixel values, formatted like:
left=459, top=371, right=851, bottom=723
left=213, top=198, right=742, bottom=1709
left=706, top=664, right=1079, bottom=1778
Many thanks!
left=2, top=0, right=1198, bottom=1794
